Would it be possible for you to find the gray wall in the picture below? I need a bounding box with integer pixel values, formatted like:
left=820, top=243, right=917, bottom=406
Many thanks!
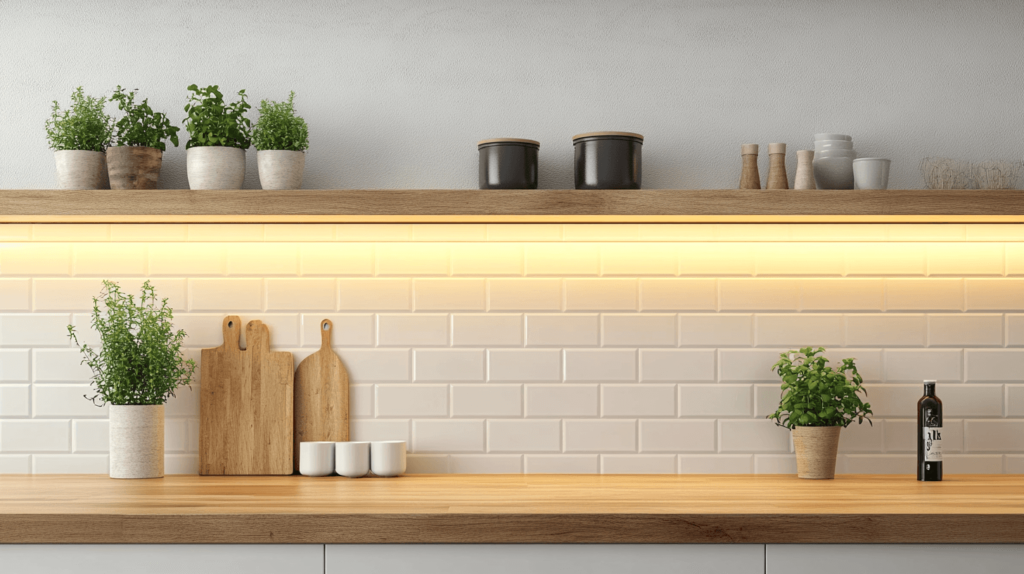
left=2, top=0, right=1022, bottom=190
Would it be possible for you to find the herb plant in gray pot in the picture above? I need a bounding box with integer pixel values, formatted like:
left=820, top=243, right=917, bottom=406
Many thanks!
left=766, top=347, right=873, bottom=479
left=68, top=281, right=196, bottom=479
left=45, top=87, right=114, bottom=189
left=252, top=91, right=309, bottom=190
left=106, top=86, right=180, bottom=190
left=183, top=84, right=252, bottom=189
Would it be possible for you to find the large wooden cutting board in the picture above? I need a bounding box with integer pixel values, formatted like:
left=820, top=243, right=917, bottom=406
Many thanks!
left=293, top=318, right=349, bottom=472
left=199, top=316, right=294, bottom=475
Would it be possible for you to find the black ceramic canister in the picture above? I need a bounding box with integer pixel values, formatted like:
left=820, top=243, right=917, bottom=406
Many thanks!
left=572, top=131, right=643, bottom=189
left=478, top=138, right=540, bottom=189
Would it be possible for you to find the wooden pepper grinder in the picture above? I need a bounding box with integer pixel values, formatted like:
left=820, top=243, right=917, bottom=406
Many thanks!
left=739, top=144, right=760, bottom=189
left=765, top=143, right=789, bottom=189
left=794, top=150, right=816, bottom=189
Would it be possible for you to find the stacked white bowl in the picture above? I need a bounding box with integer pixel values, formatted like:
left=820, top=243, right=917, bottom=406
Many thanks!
left=812, top=133, right=856, bottom=189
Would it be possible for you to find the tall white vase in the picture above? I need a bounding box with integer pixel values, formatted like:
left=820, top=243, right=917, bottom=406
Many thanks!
left=186, top=146, right=246, bottom=189
left=109, top=405, right=164, bottom=479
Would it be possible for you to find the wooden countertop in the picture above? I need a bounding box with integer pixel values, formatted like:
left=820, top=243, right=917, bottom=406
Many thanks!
left=1, top=474, right=1022, bottom=544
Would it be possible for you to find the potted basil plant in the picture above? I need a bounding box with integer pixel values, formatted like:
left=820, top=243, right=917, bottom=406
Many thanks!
left=766, top=347, right=872, bottom=479
left=183, top=84, right=251, bottom=189
left=45, top=86, right=114, bottom=189
left=252, top=91, right=310, bottom=189
left=107, top=86, right=180, bottom=189
left=68, top=280, right=196, bottom=479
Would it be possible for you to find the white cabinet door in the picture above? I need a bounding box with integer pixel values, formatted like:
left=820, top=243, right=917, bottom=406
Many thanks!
left=0, top=544, right=323, bottom=574
left=327, top=544, right=764, bottom=574
left=768, top=545, right=1024, bottom=574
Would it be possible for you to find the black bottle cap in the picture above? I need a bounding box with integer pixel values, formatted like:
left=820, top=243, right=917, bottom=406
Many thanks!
left=924, top=380, right=936, bottom=394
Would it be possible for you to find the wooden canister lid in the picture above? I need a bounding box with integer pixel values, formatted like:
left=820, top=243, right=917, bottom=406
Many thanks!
left=741, top=144, right=759, bottom=155
left=477, top=138, right=540, bottom=147
left=768, top=143, right=786, bottom=154
left=571, top=131, right=644, bottom=142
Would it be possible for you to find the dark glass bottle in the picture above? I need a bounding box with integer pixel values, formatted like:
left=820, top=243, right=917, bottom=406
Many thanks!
left=918, top=381, right=943, bottom=481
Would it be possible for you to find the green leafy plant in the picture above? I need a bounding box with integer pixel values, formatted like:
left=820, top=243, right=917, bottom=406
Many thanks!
left=766, top=347, right=872, bottom=429
left=110, top=86, right=180, bottom=151
left=182, top=84, right=251, bottom=149
left=45, top=86, right=114, bottom=151
left=68, top=280, right=196, bottom=406
left=252, top=91, right=310, bottom=151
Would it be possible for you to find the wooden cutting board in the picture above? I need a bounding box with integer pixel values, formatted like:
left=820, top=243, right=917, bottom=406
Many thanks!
left=293, top=318, right=349, bottom=472
left=199, top=316, right=294, bottom=475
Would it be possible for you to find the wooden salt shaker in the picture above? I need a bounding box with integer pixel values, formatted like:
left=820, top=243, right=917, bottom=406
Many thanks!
left=765, top=143, right=789, bottom=189
left=739, top=144, right=760, bottom=189
left=794, top=150, right=816, bottom=190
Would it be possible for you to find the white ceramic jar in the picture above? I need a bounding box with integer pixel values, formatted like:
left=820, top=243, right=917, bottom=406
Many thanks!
left=299, top=441, right=336, bottom=476
left=335, top=441, right=370, bottom=478
left=370, top=441, right=407, bottom=477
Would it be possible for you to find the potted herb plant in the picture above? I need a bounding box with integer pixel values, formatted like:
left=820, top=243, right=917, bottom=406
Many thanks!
left=107, top=86, right=180, bottom=190
left=252, top=91, right=310, bottom=189
left=183, top=84, right=251, bottom=189
left=45, top=86, right=114, bottom=189
left=68, top=280, right=196, bottom=479
left=766, top=347, right=872, bottom=479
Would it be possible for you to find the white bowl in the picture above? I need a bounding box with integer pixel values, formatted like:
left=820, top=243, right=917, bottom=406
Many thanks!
left=814, top=133, right=852, bottom=141
left=813, top=156, right=855, bottom=189
left=815, top=148, right=857, bottom=158
left=814, top=140, right=854, bottom=150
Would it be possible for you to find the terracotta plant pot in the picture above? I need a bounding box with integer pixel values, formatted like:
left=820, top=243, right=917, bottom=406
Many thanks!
left=109, top=404, right=164, bottom=479
left=257, top=149, right=305, bottom=190
left=186, top=146, right=246, bottom=189
left=54, top=150, right=110, bottom=189
left=793, top=426, right=841, bottom=479
left=107, top=146, right=163, bottom=190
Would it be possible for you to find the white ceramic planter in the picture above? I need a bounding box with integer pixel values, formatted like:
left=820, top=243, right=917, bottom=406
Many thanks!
left=186, top=146, right=246, bottom=189
left=257, top=150, right=305, bottom=190
left=109, top=404, right=164, bottom=479
left=54, top=150, right=110, bottom=189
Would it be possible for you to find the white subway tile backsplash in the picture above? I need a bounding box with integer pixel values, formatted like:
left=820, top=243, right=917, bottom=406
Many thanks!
left=351, top=419, right=409, bottom=442
left=1007, top=386, right=1024, bottom=416
left=928, top=314, right=1004, bottom=347
left=801, top=279, right=884, bottom=311
left=378, top=314, right=448, bottom=346
left=884, top=419, right=964, bottom=453
left=525, top=314, right=599, bottom=346
left=525, top=244, right=600, bottom=276
left=412, top=420, right=484, bottom=452
left=406, top=454, right=451, bottom=474
left=864, top=384, right=925, bottom=417
left=719, top=419, right=790, bottom=452
left=602, top=314, right=676, bottom=347
left=0, top=385, right=29, bottom=416
left=639, top=279, right=717, bottom=311
left=0, top=244, right=72, bottom=276
left=414, top=349, right=485, bottom=381
left=939, top=384, right=1005, bottom=417
left=842, top=454, right=915, bottom=474
left=452, top=314, right=523, bottom=347
left=487, top=278, right=562, bottom=311
left=966, top=350, right=1024, bottom=381
left=488, top=349, right=561, bottom=382
left=678, top=454, right=752, bottom=473
left=452, top=385, right=522, bottom=417
left=845, top=314, right=927, bottom=347
left=966, top=279, right=1024, bottom=310
left=564, top=420, right=636, bottom=452
left=0, top=279, right=31, bottom=311
left=166, top=454, right=200, bottom=474
left=837, top=421, right=883, bottom=452
left=33, top=349, right=92, bottom=382
left=450, top=454, right=523, bottom=473
left=226, top=244, right=298, bottom=276
left=601, top=244, right=677, bottom=276
left=263, top=225, right=334, bottom=242
left=0, top=454, right=31, bottom=473
left=0, top=420, right=69, bottom=452
left=299, top=243, right=374, bottom=276
left=33, top=278, right=103, bottom=311
left=886, top=279, right=964, bottom=311
left=339, top=349, right=410, bottom=382
left=450, top=244, right=523, bottom=276
left=414, top=279, right=486, bottom=311
left=639, top=350, right=716, bottom=382
left=0, top=349, right=30, bottom=382
left=944, top=454, right=1005, bottom=474
left=602, top=385, right=675, bottom=417
left=679, top=243, right=755, bottom=276
left=753, top=455, right=797, bottom=474
left=756, top=314, right=844, bottom=347
left=376, top=384, right=448, bottom=417
left=487, top=420, right=560, bottom=452
left=755, top=244, right=844, bottom=276
left=565, top=349, right=636, bottom=382
left=1010, top=315, right=1024, bottom=347
left=965, top=420, right=1024, bottom=452
left=884, top=350, right=962, bottom=382
left=33, top=454, right=108, bottom=474
left=927, top=243, right=1005, bottom=276
left=73, top=244, right=146, bottom=276
left=148, top=244, right=226, bottom=276
left=681, top=385, right=752, bottom=417
left=720, top=279, right=800, bottom=311
left=349, top=384, right=373, bottom=418
left=376, top=244, right=449, bottom=276
left=301, top=314, right=374, bottom=347
left=524, top=454, right=598, bottom=474
left=639, top=419, right=715, bottom=452
left=265, top=279, right=336, bottom=311
left=719, top=349, right=785, bottom=382
left=1, top=314, right=73, bottom=347
left=564, top=279, right=637, bottom=311
left=679, top=314, right=753, bottom=346
left=72, top=419, right=108, bottom=453
left=601, top=454, right=676, bottom=474
left=1009, top=244, right=1024, bottom=276
left=526, top=385, right=598, bottom=417
left=189, top=279, right=263, bottom=311
left=33, top=385, right=107, bottom=417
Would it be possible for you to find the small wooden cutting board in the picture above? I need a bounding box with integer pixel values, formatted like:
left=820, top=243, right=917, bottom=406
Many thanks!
left=293, top=318, right=350, bottom=472
left=199, top=316, right=294, bottom=476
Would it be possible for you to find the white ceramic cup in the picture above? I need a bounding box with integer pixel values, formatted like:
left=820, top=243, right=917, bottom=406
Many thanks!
left=814, top=133, right=852, bottom=141
left=299, top=441, right=336, bottom=477
left=370, top=441, right=407, bottom=477
left=335, top=441, right=370, bottom=478
left=853, top=158, right=892, bottom=190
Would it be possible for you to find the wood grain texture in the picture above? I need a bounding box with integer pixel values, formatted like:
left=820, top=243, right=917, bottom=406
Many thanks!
left=0, top=189, right=1021, bottom=222
left=199, top=317, right=294, bottom=476
left=293, top=319, right=349, bottom=472
left=1, top=474, right=1024, bottom=544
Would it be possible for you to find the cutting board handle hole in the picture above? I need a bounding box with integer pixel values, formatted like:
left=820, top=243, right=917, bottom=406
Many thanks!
left=322, top=322, right=330, bottom=331
left=228, top=320, right=234, bottom=328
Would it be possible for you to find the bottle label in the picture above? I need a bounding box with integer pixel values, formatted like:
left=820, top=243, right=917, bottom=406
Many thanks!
left=923, top=426, right=943, bottom=462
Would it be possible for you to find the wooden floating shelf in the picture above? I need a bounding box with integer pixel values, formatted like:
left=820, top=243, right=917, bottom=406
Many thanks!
left=0, top=189, right=1021, bottom=223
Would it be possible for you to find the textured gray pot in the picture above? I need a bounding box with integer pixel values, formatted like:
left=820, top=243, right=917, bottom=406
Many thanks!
left=109, top=404, right=164, bottom=479
left=186, top=146, right=246, bottom=189
left=257, top=149, right=305, bottom=190
left=54, top=150, right=110, bottom=189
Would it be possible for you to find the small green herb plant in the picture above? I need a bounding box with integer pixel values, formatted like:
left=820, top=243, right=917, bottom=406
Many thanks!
left=68, top=280, right=196, bottom=406
left=182, top=84, right=251, bottom=149
left=110, top=86, right=180, bottom=151
left=45, top=86, right=114, bottom=152
left=766, top=347, right=872, bottom=429
left=252, top=91, right=310, bottom=151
